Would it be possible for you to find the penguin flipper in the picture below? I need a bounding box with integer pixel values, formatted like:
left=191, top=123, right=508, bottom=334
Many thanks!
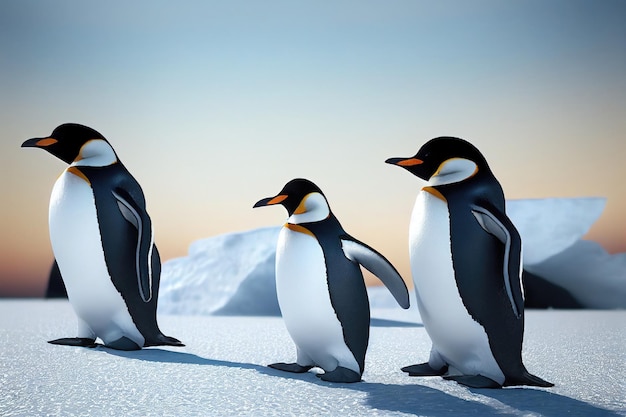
left=470, top=202, right=524, bottom=318
left=112, top=188, right=155, bottom=303
left=48, top=337, right=98, bottom=348
left=340, top=236, right=410, bottom=309
left=444, top=374, right=502, bottom=389
left=402, top=362, right=448, bottom=376
left=268, top=362, right=313, bottom=373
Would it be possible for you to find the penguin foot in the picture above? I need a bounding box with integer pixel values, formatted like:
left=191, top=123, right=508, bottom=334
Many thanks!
left=105, top=336, right=141, bottom=351
left=145, top=334, right=185, bottom=347
left=402, top=362, right=448, bottom=376
left=506, top=371, right=554, bottom=388
left=160, top=335, right=185, bottom=347
left=268, top=362, right=313, bottom=373
left=444, top=374, right=502, bottom=389
left=48, top=337, right=98, bottom=348
left=317, top=367, right=362, bottom=383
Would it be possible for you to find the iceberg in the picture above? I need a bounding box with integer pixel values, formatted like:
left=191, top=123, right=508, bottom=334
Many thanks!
left=527, top=240, right=626, bottom=309
left=158, top=227, right=281, bottom=316
left=506, top=197, right=606, bottom=265
left=506, top=197, right=626, bottom=308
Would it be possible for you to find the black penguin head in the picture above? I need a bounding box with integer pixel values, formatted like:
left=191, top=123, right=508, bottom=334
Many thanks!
left=253, top=178, right=331, bottom=222
left=21, top=123, right=118, bottom=166
left=386, top=137, right=490, bottom=185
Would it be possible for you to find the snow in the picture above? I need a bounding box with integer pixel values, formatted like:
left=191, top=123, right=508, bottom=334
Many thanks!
left=1, top=300, right=624, bottom=416
left=158, top=198, right=626, bottom=315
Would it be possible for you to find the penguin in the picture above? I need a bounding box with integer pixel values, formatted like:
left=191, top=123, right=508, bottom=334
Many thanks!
left=386, top=137, right=552, bottom=388
left=22, top=123, right=183, bottom=351
left=253, top=178, right=410, bottom=383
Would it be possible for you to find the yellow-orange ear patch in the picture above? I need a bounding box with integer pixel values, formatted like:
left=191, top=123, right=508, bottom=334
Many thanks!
left=36, top=138, right=58, bottom=147
left=294, top=198, right=308, bottom=214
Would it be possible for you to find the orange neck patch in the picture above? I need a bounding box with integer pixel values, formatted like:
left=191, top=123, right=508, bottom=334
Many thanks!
left=422, top=186, right=446, bottom=201
left=285, top=223, right=315, bottom=237
left=66, top=166, right=91, bottom=185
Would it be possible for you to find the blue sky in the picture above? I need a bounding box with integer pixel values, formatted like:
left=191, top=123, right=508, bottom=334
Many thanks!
left=1, top=0, right=625, bottom=295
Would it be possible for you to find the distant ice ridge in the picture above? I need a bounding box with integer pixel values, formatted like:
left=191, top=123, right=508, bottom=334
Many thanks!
left=509, top=198, right=626, bottom=309
left=506, top=197, right=605, bottom=265
left=158, top=227, right=280, bottom=316
left=528, top=240, right=626, bottom=308
left=158, top=197, right=626, bottom=316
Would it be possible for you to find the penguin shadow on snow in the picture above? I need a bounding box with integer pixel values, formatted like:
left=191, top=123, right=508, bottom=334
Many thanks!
left=97, top=348, right=618, bottom=416
left=99, top=347, right=267, bottom=372
left=370, top=318, right=421, bottom=328
left=256, top=367, right=493, bottom=416
left=365, top=383, right=621, bottom=417
left=469, top=387, right=622, bottom=417
left=258, top=367, right=620, bottom=417
left=359, top=382, right=621, bottom=417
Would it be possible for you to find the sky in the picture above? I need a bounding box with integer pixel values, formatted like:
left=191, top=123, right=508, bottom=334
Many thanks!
left=1, top=0, right=625, bottom=297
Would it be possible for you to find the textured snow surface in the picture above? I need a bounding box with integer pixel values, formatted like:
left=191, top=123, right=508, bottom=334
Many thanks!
left=158, top=198, right=626, bottom=315
left=1, top=300, right=624, bottom=417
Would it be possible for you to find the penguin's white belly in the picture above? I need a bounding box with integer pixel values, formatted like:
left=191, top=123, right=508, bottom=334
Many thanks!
left=409, top=191, right=504, bottom=383
left=49, top=171, right=144, bottom=347
left=275, top=227, right=359, bottom=373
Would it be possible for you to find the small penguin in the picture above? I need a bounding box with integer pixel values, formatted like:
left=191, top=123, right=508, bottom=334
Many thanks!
left=254, top=178, right=409, bottom=383
left=386, top=137, right=552, bottom=388
left=22, top=123, right=183, bottom=351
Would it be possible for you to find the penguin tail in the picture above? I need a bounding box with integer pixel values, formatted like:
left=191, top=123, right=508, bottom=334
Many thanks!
left=506, top=371, right=554, bottom=388
left=145, top=334, right=185, bottom=347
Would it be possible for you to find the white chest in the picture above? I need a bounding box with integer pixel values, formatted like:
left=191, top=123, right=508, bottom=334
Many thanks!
left=408, top=191, right=459, bottom=323
left=274, top=226, right=356, bottom=370
left=49, top=171, right=105, bottom=291
left=275, top=227, right=332, bottom=328
left=408, top=191, right=503, bottom=382
left=48, top=170, right=142, bottom=346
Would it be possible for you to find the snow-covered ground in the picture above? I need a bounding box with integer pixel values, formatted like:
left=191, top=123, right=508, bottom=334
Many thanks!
left=5, top=197, right=624, bottom=415
left=1, top=300, right=624, bottom=416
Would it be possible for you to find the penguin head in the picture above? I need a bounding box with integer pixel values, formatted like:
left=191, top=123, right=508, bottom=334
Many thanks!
left=21, top=123, right=118, bottom=166
left=253, top=178, right=331, bottom=223
left=386, top=137, right=489, bottom=186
